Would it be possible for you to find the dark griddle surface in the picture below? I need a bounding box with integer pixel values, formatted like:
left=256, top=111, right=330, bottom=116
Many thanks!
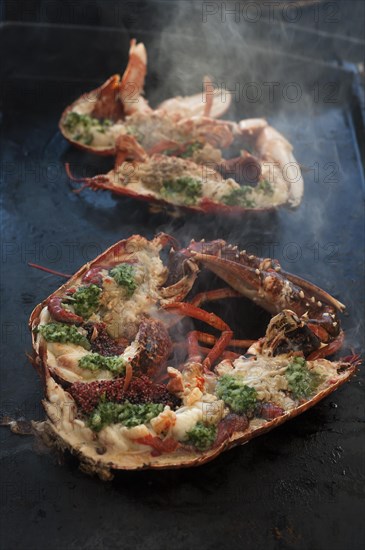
left=1, top=24, right=364, bottom=550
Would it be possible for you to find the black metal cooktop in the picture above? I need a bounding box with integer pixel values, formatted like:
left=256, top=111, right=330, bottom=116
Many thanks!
left=1, top=17, right=364, bottom=550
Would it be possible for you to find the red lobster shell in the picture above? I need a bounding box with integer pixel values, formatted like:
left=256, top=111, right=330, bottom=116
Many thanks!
left=28, top=235, right=358, bottom=477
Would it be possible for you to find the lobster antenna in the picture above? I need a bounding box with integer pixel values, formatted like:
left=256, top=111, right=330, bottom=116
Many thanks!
left=28, top=263, right=71, bottom=279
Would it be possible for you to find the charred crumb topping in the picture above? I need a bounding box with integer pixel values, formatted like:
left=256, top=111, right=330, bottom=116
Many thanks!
left=69, top=375, right=181, bottom=415
left=131, top=317, right=172, bottom=374
left=84, top=323, right=127, bottom=356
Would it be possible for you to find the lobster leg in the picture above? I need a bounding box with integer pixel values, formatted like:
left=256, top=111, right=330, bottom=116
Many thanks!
left=199, top=346, right=240, bottom=361
left=163, top=302, right=233, bottom=370
left=115, top=134, right=147, bottom=167
left=190, top=287, right=241, bottom=307
left=185, top=241, right=345, bottom=356
left=186, top=330, right=253, bottom=367
left=187, top=331, right=203, bottom=362
left=204, top=331, right=233, bottom=370
left=188, top=330, right=254, bottom=350
left=188, top=289, right=254, bottom=364
left=163, top=302, right=231, bottom=331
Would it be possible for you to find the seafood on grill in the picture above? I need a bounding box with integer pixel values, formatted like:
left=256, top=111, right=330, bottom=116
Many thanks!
left=59, top=39, right=231, bottom=156
left=29, top=235, right=358, bottom=477
left=31, top=234, right=199, bottom=384
left=59, top=40, right=303, bottom=211
left=66, top=118, right=303, bottom=213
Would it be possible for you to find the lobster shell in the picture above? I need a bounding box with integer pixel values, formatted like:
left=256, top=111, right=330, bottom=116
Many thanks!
left=29, top=235, right=358, bottom=477
left=59, top=96, right=116, bottom=156
left=66, top=166, right=274, bottom=215
left=34, top=361, right=356, bottom=478
left=29, top=233, right=197, bottom=385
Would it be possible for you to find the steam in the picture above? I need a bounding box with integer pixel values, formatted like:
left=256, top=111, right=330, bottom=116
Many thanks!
left=137, top=1, right=363, bottom=355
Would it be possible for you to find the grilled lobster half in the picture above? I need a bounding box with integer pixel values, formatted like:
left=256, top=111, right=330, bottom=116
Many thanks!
left=61, top=39, right=303, bottom=212
left=59, top=39, right=231, bottom=156
left=29, top=235, right=359, bottom=478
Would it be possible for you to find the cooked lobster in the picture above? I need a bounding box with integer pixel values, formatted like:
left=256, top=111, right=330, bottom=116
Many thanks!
left=59, top=40, right=231, bottom=156
left=60, top=39, right=303, bottom=212
left=27, top=234, right=359, bottom=478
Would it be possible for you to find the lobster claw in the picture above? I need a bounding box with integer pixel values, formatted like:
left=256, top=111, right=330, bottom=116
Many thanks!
left=187, top=244, right=281, bottom=313
left=186, top=240, right=345, bottom=359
